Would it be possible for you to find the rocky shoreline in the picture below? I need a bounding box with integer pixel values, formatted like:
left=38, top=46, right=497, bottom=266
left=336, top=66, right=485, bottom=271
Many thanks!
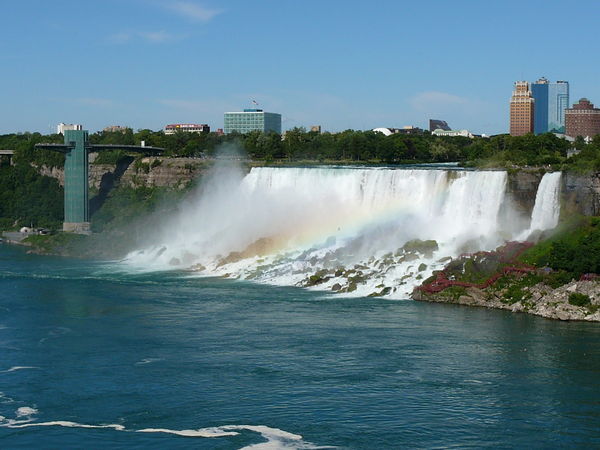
left=413, top=279, right=600, bottom=322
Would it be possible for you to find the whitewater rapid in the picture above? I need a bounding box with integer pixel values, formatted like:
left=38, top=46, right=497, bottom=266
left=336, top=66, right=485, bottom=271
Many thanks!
left=124, top=167, right=562, bottom=298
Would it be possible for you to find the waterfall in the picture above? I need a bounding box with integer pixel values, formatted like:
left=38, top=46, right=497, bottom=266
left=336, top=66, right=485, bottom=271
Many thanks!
left=124, top=167, right=514, bottom=298
left=529, top=172, right=562, bottom=232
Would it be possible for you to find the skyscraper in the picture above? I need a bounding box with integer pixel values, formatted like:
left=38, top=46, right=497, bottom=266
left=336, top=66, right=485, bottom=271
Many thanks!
left=509, top=81, right=535, bottom=136
left=531, top=78, right=569, bottom=134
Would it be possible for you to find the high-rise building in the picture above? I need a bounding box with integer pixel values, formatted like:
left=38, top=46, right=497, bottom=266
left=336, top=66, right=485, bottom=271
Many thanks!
left=224, top=109, right=282, bottom=134
left=310, top=125, right=322, bottom=133
left=57, top=123, right=83, bottom=135
left=509, top=81, right=535, bottom=136
left=531, top=78, right=569, bottom=134
left=164, top=124, right=210, bottom=135
left=429, top=119, right=451, bottom=132
left=565, top=98, right=600, bottom=139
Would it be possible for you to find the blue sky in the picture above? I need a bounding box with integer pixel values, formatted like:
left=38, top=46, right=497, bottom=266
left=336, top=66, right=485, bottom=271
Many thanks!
left=1, top=0, right=599, bottom=135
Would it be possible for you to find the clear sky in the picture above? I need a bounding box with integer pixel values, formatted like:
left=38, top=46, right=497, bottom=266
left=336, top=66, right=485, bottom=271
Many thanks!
left=1, top=0, right=599, bottom=135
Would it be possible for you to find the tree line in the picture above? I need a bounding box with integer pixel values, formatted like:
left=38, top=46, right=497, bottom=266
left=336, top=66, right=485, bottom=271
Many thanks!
left=2, top=128, right=595, bottom=168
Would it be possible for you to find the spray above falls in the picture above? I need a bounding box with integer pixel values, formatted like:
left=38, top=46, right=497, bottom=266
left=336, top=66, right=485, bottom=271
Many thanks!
left=124, top=167, right=562, bottom=298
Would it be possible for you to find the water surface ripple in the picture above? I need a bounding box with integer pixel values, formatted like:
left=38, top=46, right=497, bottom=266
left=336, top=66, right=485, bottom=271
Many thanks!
left=1, top=245, right=599, bottom=448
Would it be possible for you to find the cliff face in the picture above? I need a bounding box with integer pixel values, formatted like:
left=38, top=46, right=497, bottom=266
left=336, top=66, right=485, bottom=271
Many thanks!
left=40, top=157, right=211, bottom=190
left=96, top=157, right=210, bottom=190
left=505, top=170, right=600, bottom=218
left=563, top=172, right=600, bottom=216
left=505, top=170, right=543, bottom=215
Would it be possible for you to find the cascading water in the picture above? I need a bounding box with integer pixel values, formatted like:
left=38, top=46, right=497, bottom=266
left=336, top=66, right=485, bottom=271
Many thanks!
left=529, top=172, right=562, bottom=231
left=123, top=166, right=560, bottom=299
left=517, top=172, right=562, bottom=241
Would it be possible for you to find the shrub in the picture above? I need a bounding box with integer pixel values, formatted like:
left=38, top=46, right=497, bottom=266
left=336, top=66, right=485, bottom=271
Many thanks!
left=568, top=293, right=591, bottom=307
left=94, top=150, right=128, bottom=165
left=546, top=271, right=574, bottom=288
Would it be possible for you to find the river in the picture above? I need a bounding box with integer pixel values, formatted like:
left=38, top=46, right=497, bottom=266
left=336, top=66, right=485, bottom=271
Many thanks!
left=1, top=244, right=599, bottom=448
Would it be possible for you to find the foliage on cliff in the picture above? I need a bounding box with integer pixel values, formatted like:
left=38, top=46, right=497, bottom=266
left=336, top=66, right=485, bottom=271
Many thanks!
left=0, top=162, right=63, bottom=230
left=563, top=135, right=600, bottom=173
left=519, top=216, right=600, bottom=278
left=91, top=186, right=185, bottom=234
left=0, top=132, right=64, bottom=168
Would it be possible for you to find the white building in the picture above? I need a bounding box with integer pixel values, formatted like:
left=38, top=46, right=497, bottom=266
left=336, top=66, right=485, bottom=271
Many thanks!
left=57, top=123, right=83, bottom=135
left=372, top=127, right=395, bottom=136
left=164, top=123, right=210, bottom=135
left=432, top=129, right=475, bottom=138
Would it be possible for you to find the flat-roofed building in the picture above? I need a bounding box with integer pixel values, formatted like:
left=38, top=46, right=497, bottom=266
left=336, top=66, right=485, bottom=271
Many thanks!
left=224, top=109, right=282, bottom=134
left=164, top=123, right=210, bottom=135
left=431, top=129, right=474, bottom=138
left=57, top=123, right=83, bottom=135
left=565, top=98, right=600, bottom=139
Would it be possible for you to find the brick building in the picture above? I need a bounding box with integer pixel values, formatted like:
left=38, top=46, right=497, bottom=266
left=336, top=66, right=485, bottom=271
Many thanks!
left=565, top=98, right=600, bottom=139
left=509, top=81, right=535, bottom=136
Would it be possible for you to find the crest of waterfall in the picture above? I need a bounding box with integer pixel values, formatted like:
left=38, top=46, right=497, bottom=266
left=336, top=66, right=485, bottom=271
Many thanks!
left=124, top=167, right=525, bottom=298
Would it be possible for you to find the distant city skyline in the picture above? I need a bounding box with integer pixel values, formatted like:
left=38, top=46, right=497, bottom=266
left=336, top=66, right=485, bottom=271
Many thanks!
left=1, top=0, right=600, bottom=135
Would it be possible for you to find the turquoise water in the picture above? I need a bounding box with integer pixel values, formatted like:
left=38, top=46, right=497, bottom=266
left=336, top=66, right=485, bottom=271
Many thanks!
left=1, top=244, right=599, bottom=448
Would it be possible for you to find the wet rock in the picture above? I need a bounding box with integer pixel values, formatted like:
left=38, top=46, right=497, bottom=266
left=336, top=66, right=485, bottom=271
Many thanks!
left=398, top=253, right=419, bottom=263
left=306, top=269, right=332, bottom=286
left=368, top=286, right=392, bottom=297
left=402, top=239, right=439, bottom=257
left=331, top=283, right=342, bottom=292
left=418, top=263, right=427, bottom=272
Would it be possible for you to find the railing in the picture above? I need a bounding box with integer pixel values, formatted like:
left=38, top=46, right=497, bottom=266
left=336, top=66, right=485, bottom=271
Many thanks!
left=416, top=241, right=535, bottom=294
